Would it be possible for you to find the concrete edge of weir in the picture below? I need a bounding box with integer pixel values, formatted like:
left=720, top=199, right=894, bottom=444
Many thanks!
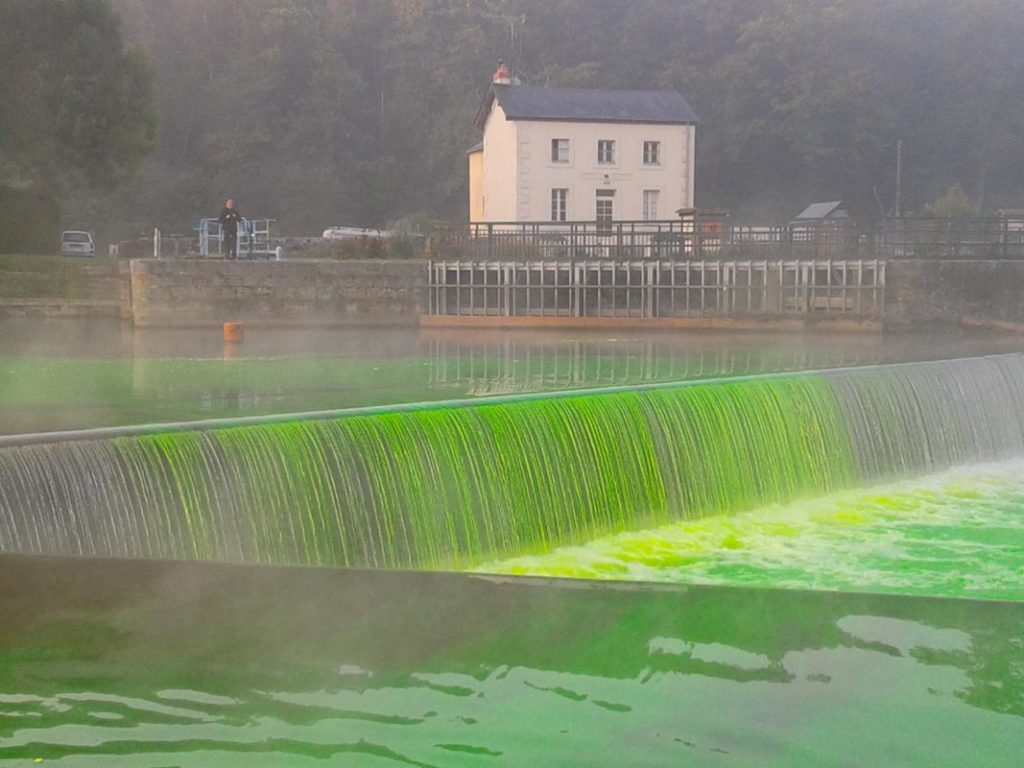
left=0, top=352, right=1020, bottom=449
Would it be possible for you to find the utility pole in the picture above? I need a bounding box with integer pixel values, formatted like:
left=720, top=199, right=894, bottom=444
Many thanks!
left=895, top=138, right=903, bottom=217
left=480, top=12, right=525, bottom=72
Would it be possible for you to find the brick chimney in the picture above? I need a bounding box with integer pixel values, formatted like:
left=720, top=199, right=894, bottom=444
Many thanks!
left=492, top=59, right=512, bottom=84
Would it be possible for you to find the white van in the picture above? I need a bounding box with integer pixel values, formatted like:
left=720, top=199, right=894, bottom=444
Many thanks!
left=60, top=231, right=96, bottom=257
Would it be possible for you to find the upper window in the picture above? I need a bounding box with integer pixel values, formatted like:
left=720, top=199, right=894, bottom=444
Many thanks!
left=643, top=141, right=661, bottom=165
left=597, top=140, right=615, bottom=165
left=551, top=139, right=570, bottom=164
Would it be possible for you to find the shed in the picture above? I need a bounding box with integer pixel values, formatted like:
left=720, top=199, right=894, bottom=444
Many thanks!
left=792, top=201, right=848, bottom=223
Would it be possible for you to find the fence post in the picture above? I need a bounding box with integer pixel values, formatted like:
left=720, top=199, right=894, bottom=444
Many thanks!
left=645, top=262, right=654, bottom=318
left=503, top=265, right=511, bottom=317
left=153, top=228, right=161, bottom=259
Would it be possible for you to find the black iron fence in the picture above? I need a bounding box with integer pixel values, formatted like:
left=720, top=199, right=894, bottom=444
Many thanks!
left=434, top=216, right=1024, bottom=261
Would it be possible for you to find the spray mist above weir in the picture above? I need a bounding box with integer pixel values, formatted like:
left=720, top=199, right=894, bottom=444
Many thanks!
left=1, top=354, right=1023, bottom=571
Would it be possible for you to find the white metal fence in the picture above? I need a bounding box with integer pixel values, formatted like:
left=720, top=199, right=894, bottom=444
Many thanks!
left=427, top=259, right=885, bottom=318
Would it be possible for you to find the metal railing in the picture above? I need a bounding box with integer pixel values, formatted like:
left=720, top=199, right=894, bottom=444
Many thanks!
left=427, top=259, right=885, bottom=318
left=195, top=218, right=283, bottom=260
left=437, top=221, right=689, bottom=261
left=436, top=215, right=1024, bottom=261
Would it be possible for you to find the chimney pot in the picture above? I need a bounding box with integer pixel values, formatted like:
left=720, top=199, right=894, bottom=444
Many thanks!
left=493, top=59, right=512, bottom=84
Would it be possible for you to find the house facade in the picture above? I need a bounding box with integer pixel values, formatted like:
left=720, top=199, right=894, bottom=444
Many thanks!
left=468, top=81, right=697, bottom=224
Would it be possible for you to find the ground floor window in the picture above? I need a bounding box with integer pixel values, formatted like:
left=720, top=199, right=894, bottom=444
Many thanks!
left=551, top=188, right=568, bottom=221
left=596, top=189, right=615, bottom=230
left=643, top=189, right=660, bottom=220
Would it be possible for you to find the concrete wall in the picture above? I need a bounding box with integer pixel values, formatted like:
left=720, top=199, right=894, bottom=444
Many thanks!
left=885, top=260, right=1024, bottom=330
left=130, top=259, right=424, bottom=328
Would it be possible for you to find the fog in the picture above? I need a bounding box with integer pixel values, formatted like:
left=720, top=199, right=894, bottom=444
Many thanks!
left=5, top=0, right=1024, bottom=247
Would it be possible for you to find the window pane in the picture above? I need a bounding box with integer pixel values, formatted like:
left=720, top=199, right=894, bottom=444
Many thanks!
left=551, top=139, right=569, bottom=163
left=643, top=190, right=660, bottom=220
left=598, top=140, right=615, bottom=164
left=551, top=188, right=567, bottom=221
left=596, top=192, right=614, bottom=230
left=643, top=141, right=660, bottom=165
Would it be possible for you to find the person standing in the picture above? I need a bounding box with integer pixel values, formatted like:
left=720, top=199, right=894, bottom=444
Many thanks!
left=218, top=198, right=242, bottom=260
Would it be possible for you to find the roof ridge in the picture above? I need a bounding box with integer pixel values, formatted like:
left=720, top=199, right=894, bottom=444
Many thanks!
left=482, top=83, right=698, bottom=128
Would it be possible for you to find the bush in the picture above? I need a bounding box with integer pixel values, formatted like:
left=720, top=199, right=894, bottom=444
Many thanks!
left=0, top=189, right=60, bottom=254
left=924, top=184, right=978, bottom=219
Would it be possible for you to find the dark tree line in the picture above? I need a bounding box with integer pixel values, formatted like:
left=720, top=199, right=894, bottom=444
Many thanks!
left=0, top=0, right=155, bottom=251
left=6, top=0, right=1024, bottom=246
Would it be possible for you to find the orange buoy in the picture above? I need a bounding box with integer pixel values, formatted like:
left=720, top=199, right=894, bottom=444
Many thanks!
left=223, top=322, right=243, bottom=342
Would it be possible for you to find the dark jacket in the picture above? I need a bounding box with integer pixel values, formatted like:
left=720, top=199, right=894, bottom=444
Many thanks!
left=219, top=206, right=242, bottom=235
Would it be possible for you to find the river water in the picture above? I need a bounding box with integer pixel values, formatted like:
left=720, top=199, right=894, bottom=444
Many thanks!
left=0, top=320, right=1022, bottom=765
left=480, top=459, right=1024, bottom=601
left=2, top=318, right=1022, bottom=434
left=1, top=557, right=1022, bottom=767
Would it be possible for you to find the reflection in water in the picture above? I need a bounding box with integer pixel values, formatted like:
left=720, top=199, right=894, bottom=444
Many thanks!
left=424, top=330, right=1024, bottom=396
left=0, top=556, right=1021, bottom=766
left=2, top=319, right=1024, bottom=434
left=426, top=333, right=893, bottom=395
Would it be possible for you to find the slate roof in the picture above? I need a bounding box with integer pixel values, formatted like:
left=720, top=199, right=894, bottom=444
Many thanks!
left=793, top=201, right=847, bottom=220
left=475, top=84, right=698, bottom=130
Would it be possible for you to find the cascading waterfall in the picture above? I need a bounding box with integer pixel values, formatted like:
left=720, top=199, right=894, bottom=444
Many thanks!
left=1, top=354, right=1022, bottom=570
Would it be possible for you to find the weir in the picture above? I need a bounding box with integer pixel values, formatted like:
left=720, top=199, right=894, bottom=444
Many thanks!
left=1, top=354, right=1022, bottom=570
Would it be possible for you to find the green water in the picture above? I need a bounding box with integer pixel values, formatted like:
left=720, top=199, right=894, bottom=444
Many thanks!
left=0, top=373, right=863, bottom=568
left=1, top=557, right=1022, bottom=767
left=481, top=459, right=1024, bottom=601
left=2, top=320, right=1022, bottom=435
left=3, top=325, right=1024, bottom=764
left=4, top=356, right=1023, bottom=572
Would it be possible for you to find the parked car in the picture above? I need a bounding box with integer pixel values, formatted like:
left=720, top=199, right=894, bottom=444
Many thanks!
left=322, top=226, right=393, bottom=240
left=60, top=230, right=96, bottom=257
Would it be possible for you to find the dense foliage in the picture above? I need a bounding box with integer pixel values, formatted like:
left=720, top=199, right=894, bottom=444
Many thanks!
left=64, top=0, right=1024, bottom=236
left=0, top=0, right=156, bottom=250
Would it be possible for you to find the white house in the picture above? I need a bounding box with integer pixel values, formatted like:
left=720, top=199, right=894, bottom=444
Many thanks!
left=468, top=78, right=697, bottom=224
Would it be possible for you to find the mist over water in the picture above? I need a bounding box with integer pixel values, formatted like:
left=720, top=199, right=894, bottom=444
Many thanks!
left=2, top=319, right=1022, bottom=435
left=0, top=327, right=1023, bottom=764
left=7, top=0, right=1024, bottom=759
left=1, top=557, right=1022, bottom=767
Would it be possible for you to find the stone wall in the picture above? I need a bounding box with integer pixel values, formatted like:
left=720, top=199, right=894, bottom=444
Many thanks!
left=885, top=260, right=1024, bottom=330
left=0, top=257, right=130, bottom=319
left=4, top=256, right=1020, bottom=330
left=130, top=259, right=425, bottom=327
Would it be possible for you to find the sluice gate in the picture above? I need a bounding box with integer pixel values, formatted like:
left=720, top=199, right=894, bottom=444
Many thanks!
left=427, top=259, right=885, bottom=319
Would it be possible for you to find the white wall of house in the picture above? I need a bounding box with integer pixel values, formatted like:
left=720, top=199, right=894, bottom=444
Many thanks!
left=480, top=104, right=518, bottom=222
left=477, top=113, right=695, bottom=223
